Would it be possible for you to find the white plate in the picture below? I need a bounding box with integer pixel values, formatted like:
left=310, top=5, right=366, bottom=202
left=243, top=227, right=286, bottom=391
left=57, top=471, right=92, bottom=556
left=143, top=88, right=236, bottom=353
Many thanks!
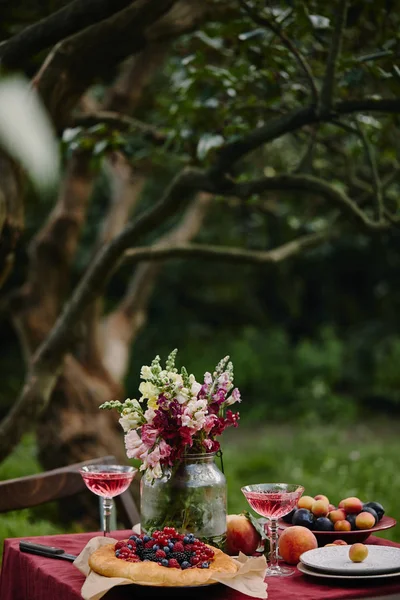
left=300, top=545, right=400, bottom=575
left=297, top=561, right=400, bottom=581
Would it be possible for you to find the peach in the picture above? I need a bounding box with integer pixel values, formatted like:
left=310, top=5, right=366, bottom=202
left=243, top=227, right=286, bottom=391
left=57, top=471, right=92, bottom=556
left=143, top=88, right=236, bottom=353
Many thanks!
left=297, top=495, right=315, bottom=511
left=311, top=499, right=329, bottom=517
left=225, top=514, right=261, bottom=556
left=278, top=526, right=318, bottom=565
left=325, top=543, right=337, bottom=547
left=328, top=509, right=347, bottom=524
left=314, top=495, right=330, bottom=504
left=333, top=539, right=348, bottom=545
left=355, top=512, right=375, bottom=530
left=338, top=499, right=345, bottom=509
left=341, top=497, right=364, bottom=514
left=349, top=543, right=368, bottom=563
left=334, top=520, right=351, bottom=532
left=328, top=503, right=336, bottom=512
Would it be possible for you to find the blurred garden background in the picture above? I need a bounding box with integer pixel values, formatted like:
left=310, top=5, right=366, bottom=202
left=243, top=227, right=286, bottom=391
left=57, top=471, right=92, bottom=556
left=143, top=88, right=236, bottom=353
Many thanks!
left=0, top=0, right=399, bottom=551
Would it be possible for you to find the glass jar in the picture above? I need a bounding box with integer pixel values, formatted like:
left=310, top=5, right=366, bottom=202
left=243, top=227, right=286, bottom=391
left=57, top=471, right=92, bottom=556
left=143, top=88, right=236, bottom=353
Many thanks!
left=140, top=452, right=227, bottom=549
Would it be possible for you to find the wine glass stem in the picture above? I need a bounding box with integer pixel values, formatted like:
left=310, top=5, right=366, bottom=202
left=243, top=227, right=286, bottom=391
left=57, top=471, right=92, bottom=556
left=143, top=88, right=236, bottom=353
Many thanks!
left=102, top=497, right=113, bottom=536
left=268, top=518, right=279, bottom=569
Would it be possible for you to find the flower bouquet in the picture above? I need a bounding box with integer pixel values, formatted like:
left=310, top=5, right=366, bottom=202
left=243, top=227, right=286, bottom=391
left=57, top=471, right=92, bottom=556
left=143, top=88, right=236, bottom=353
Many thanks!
left=101, top=349, right=241, bottom=547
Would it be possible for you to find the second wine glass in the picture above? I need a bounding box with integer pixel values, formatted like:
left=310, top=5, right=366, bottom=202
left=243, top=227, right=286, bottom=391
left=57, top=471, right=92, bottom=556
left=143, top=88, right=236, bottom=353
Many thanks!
left=242, top=483, right=304, bottom=577
left=80, top=464, right=137, bottom=536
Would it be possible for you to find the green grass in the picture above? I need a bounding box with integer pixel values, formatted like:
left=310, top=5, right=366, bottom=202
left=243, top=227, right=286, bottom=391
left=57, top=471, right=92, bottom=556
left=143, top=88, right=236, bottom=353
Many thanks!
left=0, top=420, right=399, bottom=562
left=223, top=421, right=400, bottom=543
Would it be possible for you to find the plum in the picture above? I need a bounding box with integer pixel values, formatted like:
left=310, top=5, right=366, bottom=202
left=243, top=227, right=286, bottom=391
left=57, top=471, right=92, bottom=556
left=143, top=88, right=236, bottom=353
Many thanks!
left=292, top=508, right=315, bottom=529
left=345, top=514, right=357, bottom=530
left=363, top=501, right=384, bottom=521
left=281, top=508, right=296, bottom=524
left=314, top=517, right=334, bottom=531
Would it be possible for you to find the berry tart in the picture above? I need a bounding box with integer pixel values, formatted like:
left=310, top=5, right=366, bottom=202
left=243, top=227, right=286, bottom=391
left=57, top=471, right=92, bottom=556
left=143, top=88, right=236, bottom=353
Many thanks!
left=89, top=527, right=238, bottom=587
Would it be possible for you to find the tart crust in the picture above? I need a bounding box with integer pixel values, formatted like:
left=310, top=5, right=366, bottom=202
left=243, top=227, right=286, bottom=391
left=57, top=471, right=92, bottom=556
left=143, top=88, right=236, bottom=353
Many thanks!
left=89, top=543, right=238, bottom=587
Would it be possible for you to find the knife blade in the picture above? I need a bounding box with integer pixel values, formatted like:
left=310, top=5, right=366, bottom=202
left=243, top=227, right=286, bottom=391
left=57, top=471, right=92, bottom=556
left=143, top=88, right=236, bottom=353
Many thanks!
left=19, top=540, right=77, bottom=562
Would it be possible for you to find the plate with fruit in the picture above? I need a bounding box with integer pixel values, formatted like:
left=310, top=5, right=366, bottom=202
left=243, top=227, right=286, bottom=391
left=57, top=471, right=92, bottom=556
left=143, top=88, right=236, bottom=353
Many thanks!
left=279, top=494, right=396, bottom=545
left=299, top=543, right=400, bottom=575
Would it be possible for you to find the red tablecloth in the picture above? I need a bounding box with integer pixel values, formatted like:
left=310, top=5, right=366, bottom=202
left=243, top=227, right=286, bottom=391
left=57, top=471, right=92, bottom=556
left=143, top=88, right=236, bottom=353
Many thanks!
left=1, top=530, right=400, bottom=600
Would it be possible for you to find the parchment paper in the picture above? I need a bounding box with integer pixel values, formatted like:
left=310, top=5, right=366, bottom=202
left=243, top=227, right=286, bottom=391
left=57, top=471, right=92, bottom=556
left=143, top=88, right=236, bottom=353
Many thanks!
left=74, top=535, right=268, bottom=600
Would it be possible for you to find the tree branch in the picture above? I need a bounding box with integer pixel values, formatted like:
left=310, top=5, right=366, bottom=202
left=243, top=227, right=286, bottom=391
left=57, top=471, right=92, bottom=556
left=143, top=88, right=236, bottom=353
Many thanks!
left=0, top=0, right=135, bottom=69
left=71, top=111, right=166, bottom=145
left=354, top=121, right=383, bottom=222
left=318, top=0, right=348, bottom=116
left=212, top=98, right=400, bottom=173
left=238, top=0, right=318, bottom=105
left=103, top=42, right=170, bottom=114
left=124, top=230, right=333, bottom=265
left=33, top=0, right=176, bottom=130
left=204, top=173, right=388, bottom=230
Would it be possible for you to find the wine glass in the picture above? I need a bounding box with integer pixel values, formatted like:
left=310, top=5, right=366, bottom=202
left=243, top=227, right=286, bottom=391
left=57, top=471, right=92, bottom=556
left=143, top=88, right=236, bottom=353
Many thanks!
left=242, top=483, right=304, bottom=577
left=80, top=464, right=137, bottom=536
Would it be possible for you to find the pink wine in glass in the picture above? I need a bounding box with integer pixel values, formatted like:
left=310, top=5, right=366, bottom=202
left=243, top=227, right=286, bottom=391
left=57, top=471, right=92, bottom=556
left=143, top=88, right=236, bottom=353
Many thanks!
left=244, top=489, right=301, bottom=519
left=242, top=483, right=304, bottom=578
left=80, top=465, right=137, bottom=536
left=81, top=471, right=134, bottom=498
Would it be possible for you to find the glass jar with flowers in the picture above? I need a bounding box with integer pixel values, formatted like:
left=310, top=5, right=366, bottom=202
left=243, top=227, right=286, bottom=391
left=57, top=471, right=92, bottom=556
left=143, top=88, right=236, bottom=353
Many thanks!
left=100, top=350, right=241, bottom=549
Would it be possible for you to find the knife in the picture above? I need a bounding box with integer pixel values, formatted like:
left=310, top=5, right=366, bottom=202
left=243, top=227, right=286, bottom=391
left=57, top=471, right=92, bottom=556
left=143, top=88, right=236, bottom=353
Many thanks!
left=19, top=540, right=78, bottom=562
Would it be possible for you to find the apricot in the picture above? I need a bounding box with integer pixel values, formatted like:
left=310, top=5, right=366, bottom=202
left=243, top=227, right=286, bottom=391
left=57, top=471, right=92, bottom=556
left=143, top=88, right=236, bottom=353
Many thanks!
left=355, top=511, right=375, bottom=530
left=349, top=543, right=368, bottom=563
left=333, top=539, right=348, bottom=545
left=325, top=543, right=337, bottom=547
left=278, top=526, right=318, bottom=565
left=226, top=514, right=261, bottom=555
left=328, top=503, right=336, bottom=512
left=341, top=497, right=364, bottom=514
left=334, top=520, right=351, bottom=532
left=297, top=495, right=315, bottom=511
left=338, top=499, right=345, bottom=509
left=311, top=499, right=329, bottom=517
left=314, top=494, right=330, bottom=504
left=328, top=509, right=347, bottom=524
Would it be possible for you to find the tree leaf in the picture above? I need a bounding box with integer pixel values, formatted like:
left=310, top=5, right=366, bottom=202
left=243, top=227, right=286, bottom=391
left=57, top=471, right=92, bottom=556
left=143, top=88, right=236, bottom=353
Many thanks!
left=196, top=133, right=224, bottom=160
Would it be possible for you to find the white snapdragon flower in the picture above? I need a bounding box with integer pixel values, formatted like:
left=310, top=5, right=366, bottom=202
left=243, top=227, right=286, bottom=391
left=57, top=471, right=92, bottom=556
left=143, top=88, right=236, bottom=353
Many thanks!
left=176, top=387, right=190, bottom=404
left=169, top=372, right=183, bottom=386
left=119, top=408, right=142, bottom=432
left=140, top=366, right=152, bottom=380
left=139, top=381, right=159, bottom=401
left=143, top=463, right=162, bottom=482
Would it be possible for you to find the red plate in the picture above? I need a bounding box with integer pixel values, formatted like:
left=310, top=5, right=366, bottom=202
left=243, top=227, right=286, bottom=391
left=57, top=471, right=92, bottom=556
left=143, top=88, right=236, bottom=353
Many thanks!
left=278, top=515, right=397, bottom=546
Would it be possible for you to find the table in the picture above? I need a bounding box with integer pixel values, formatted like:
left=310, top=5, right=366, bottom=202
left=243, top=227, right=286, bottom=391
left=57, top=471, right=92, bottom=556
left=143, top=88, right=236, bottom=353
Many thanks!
left=1, top=530, right=400, bottom=600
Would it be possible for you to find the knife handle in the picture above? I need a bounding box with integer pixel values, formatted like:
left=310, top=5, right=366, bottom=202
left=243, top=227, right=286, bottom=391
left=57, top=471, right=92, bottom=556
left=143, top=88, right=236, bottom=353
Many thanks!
left=20, top=541, right=65, bottom=555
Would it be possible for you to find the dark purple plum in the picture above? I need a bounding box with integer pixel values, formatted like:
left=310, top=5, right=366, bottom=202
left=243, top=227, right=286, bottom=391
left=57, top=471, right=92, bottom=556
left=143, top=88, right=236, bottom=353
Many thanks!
left=363, top=501, right=384, bottom=521
left=345, top=514, right=357, bottom=530
left=313, top=517, right=334, bottom=531
left=291, top=508, right=314, bottom=529
left=281, top=509, right=295, bottom=524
